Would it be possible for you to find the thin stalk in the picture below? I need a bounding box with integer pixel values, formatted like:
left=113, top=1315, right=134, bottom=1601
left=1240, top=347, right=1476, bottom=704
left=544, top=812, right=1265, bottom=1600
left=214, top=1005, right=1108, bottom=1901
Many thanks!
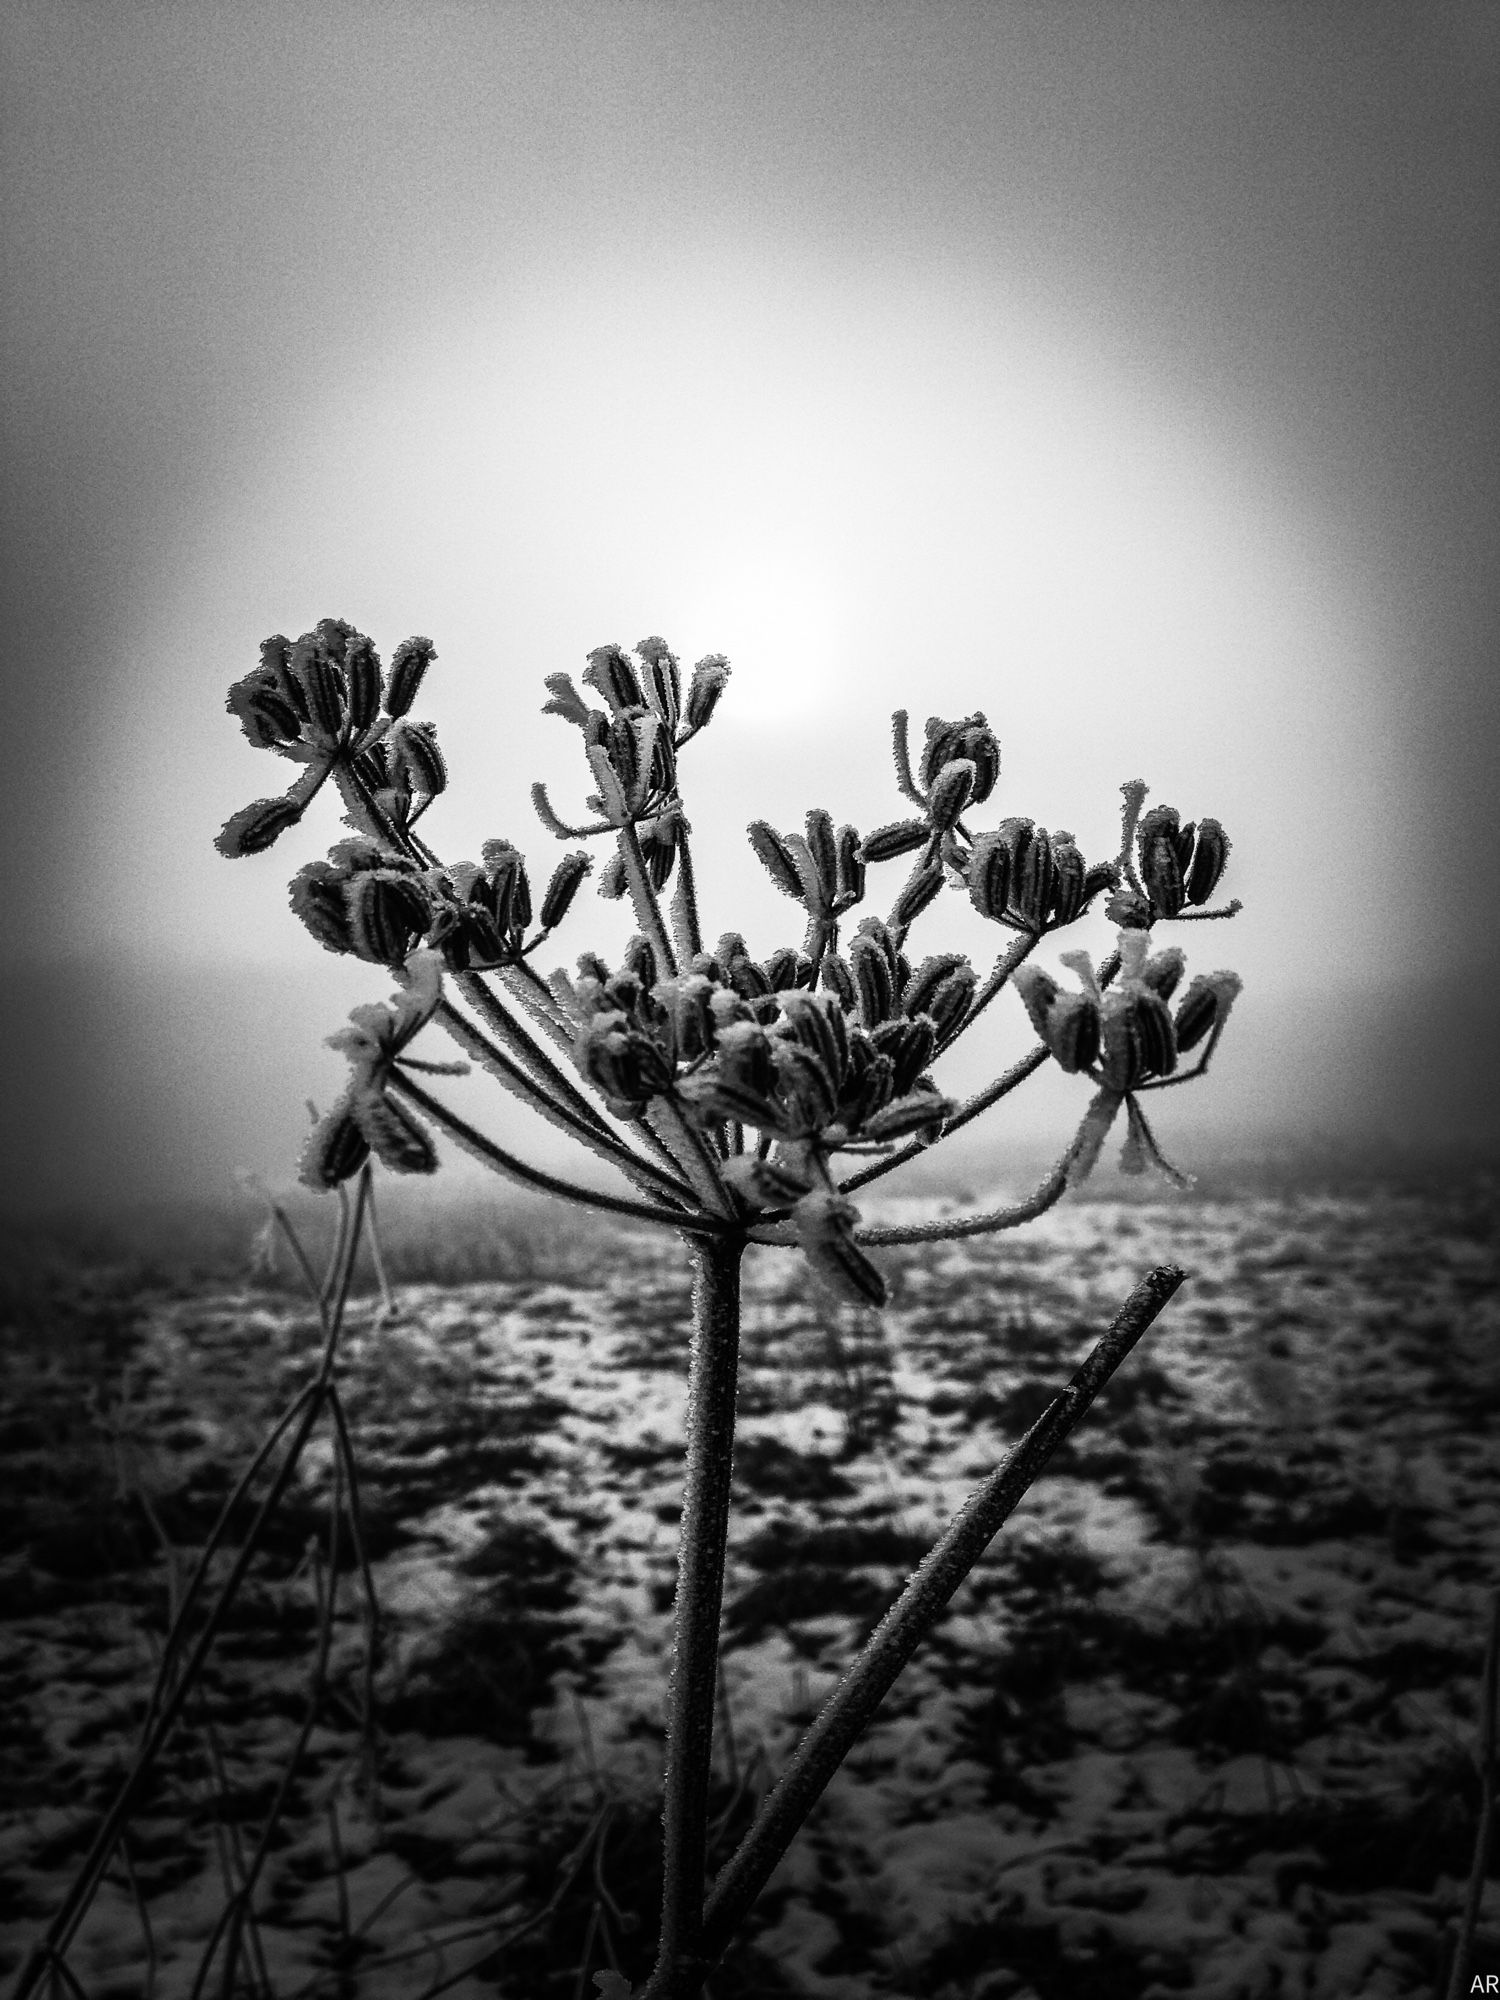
left=857, top=1137, right=1077, bottom=1248
left=437, top=994, right=694, bottom=1207
left=1446, top=1589, right=1500, bottom=2000
left=839, top=1045, right=1050, bottom=1198
left=671, top=828, right=705, bottom=962
left=499, top=960, right=580, bottom=1055
left=388, top=1070, right=729, bottom=1234
left=944, top=932, right=1037, bottom=1046
left=16, top=1178, right=371, bottom=1997
left=619, top=822, right=679, bottom=978
left=700, top=1264, right=1187, bottom=1966
left=642, top=1234, right=746, bottom=2000
left=648, top=1097, right=737, bottom=1218
left=454, top=972, right=629, bottom=1146
left=841, top=944, right=1126, bottom=1199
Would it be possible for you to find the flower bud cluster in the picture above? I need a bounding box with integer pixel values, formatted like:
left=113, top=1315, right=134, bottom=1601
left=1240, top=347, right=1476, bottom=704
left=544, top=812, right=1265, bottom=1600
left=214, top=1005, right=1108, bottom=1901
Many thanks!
left=962, top=819, right=1116, bottom=933
left=563, top=924, right=955, bottom=1159
left=1135, top=806, right=1231, bottom=919
left=289, top=835, right=591, bottom=971
left=217, top=624, right=441, bottom=858
left=748, top=809, right=866, bottom=937
left=1014, top=931, right=1241, bottom=1089
left=535, top=636, right=731, bottom=842
left=301, top=954, right=450, bottom=1189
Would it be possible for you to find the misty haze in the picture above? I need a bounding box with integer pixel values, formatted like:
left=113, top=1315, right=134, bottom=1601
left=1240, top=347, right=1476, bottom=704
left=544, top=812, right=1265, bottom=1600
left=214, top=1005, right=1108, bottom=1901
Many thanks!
left=2, top=6, right=1496, bottom=1998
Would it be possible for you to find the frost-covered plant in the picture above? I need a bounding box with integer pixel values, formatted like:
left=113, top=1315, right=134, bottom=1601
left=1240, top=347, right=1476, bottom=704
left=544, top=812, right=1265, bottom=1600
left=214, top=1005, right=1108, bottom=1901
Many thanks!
left=217, top=621, right=1242, bottom=1997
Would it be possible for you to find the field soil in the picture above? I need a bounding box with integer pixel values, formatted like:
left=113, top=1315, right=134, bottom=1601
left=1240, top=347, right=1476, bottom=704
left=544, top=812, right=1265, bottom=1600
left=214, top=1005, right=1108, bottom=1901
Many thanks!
left=1, top=1174, right=1497, bottom=1997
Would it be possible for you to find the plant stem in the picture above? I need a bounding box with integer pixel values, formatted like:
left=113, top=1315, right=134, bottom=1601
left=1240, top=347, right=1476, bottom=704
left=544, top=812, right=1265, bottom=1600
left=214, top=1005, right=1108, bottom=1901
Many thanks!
left=1446, top=1588, right=1500, bottom=2000
left=642, top=1232, right=747, bottom=2000
left=699, top=1263, right=1187, bottom=1970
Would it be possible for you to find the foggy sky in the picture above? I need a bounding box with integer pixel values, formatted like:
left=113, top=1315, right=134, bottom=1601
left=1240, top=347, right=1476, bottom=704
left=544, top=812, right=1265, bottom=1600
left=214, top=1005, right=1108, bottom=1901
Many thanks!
left=3, top=3, right=1497, bottom=1213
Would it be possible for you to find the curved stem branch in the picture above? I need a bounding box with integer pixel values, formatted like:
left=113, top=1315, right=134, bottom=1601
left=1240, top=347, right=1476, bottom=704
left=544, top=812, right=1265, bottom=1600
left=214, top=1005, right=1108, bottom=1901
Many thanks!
left=619, top=822, right=679, bottom=978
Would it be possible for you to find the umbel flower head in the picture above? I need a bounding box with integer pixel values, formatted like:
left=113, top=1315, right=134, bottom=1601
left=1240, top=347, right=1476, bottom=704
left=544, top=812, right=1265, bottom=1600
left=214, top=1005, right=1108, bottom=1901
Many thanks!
left=301, top=953, right=457, bottom=1189
left=218, top=619, right=1242, bottom=1314
left=216, top=624, right=441, bottom=859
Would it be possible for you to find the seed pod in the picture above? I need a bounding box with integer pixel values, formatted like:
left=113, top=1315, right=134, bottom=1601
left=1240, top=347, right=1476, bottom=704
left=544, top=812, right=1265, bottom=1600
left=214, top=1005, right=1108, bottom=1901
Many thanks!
left=685, top=652, right=731, bottom=731
left=891, top=859, right=946, bottom=929
left=842, top=1038, right=896, bottom=1126
left=714, top=1019, right=778, bottom=1104
left=1141, top=946, right=1187, bottom=1002
left=481, top=841, right=532, bottom=934
left=1044, top=991, right=1101, bottom=1073
left=389, top=719, right=448, bottom=799
left=1137, top=805, right=1186, bottom=918
left=300, top=1097, right=371, bottom=1190
left=805, top=808, right=840, bottom=907
left=763, top=947, right=801, bottom=991
left=820, top=951, right=857, bottom=1010
left=1185, top=817, right=1230, bottom=905
left=639, top=810, right=679, bottom=889
left=848, top=930, right=895, bottom=1027
left=1049, top=837, right=1087, bottom=925
left=748, top=820, right=806, bottom=900
left=919, top=713, right=1000, bottom=804
left=1106, top=885, right=1153, bottom=930
left=658, top=973, right=717, bottom=1063
left=1012, top=826, right=1055, bottom=930
left=596, top=852, right=627, bottom=899
left=772, top=1039, right=839, bottom=1130
left=834, top=823, right=865, bottom=909
left=539, top=671, right=591, bottom=729
left=214, top=792, right=307, bottom=857
left=861, top=818, right=930, bottom=864
left=286, top=632, right=348, bottom=745
left=346, top=870, right=433, bottom=964
left=968, top=818, right=1029, bottom=922
left=1100, top=988, right=1177, bottom=1091
left=355, top=1088, right=439, bottom=1177
left=257, top=634, right=304, bottom=717
left=871, top=1016, right=936, bottom=1097
left=727, top=953, right=773, bottom=1006
left=1174, top=970, right=1241, bottom=1051
left=925, top=969, right=976, bottom=1041
left=902, top=952, right=968, bottom=1018
left=289, top=860, right=355, bottom=953
left=1012, top=964, right=1059, bottom=1041
left=779, top=989, right=849, bottom=1090
left=720, top=1150, right=813, bottom=1209
left=1082, top=861, right=1119, bottom=904
left=624, top=940, right=656, bottom=996
left=793, top=1191, right=887, bottom=1308
left=635, top=636, right=681, bottom=730
left=384, top=637, right=435, bottom=719
left=583, top=643, right=644, bottom=714
left=927, top=758, right=976, bottom=832
left=227, top=676, right=303, bottom=750
left=539, top=851, right=591, bottom=929
left=861, top=1088, right=953, bottom=1144
left=343, top=633, right=383, bottom=735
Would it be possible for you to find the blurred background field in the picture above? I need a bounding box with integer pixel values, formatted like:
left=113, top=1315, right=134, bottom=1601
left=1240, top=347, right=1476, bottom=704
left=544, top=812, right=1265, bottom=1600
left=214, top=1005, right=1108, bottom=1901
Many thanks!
left=2, top=1154, right=1495, bottom=1997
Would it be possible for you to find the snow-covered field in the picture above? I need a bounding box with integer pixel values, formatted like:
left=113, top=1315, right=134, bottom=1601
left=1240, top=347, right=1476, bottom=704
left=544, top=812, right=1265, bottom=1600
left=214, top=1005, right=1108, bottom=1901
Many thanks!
left=3, top=1174, right=1496, bottom=1997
